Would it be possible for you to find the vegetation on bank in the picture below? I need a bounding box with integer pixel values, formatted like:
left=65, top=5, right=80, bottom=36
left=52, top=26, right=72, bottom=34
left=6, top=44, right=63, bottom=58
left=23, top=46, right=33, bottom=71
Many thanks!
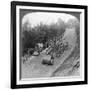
left=21, top=18, right=66, bottom=56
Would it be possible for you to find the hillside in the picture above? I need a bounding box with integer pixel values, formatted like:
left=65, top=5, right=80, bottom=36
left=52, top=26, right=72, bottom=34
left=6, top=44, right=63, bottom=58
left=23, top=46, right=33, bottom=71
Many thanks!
left=21, top=22, right=80, bottom=78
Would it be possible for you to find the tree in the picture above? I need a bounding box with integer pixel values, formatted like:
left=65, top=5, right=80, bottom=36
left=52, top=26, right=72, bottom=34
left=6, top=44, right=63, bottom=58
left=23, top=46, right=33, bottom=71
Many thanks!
left=21, top=19, right=66, bottom=56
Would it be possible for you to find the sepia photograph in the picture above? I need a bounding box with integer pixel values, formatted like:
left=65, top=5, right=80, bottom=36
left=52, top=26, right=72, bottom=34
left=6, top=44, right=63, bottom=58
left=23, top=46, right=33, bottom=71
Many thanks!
left=11, top=1, right=87, bottom=89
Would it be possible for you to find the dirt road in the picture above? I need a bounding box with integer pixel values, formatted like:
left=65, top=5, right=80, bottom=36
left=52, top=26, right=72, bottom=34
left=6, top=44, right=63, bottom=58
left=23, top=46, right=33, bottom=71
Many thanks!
left=21, top=26, right=79, bottom=78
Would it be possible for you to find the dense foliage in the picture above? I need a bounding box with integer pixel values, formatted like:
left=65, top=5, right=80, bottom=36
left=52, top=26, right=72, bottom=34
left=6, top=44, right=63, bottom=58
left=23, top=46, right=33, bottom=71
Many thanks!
left=21, top=19, right=65, bottom=56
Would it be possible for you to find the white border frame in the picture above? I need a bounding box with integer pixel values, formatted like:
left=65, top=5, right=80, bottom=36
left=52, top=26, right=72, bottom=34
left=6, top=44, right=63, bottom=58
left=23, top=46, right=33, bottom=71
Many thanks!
left=16, top=6, right=85, bottom=85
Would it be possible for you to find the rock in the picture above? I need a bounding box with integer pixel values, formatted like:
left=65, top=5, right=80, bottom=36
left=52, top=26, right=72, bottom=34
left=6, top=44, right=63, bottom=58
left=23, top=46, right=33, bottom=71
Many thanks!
left=33, top=51, right=39, bottom=56
left=42, top=55, right=54, bottom=65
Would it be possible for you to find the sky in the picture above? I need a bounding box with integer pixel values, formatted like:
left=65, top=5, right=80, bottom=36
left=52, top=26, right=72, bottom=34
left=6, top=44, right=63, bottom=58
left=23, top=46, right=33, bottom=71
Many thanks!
left=22, top=12, right=78, bottom=28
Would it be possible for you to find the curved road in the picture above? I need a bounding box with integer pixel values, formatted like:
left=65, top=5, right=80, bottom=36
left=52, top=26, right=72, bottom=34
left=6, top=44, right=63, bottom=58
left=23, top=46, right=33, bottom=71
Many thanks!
left=21, top=27, right=78, bottom=78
